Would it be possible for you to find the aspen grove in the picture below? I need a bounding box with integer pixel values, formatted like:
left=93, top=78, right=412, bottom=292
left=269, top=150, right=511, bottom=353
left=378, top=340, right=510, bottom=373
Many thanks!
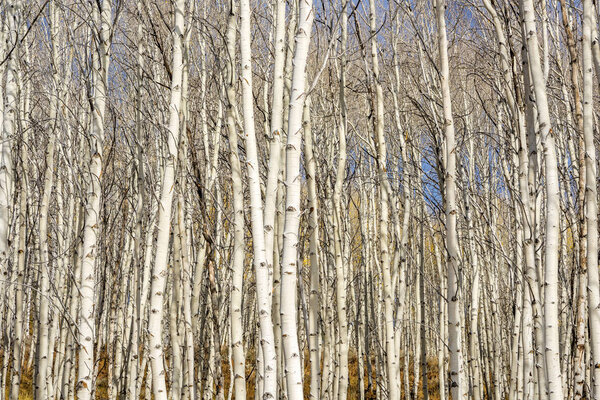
left=4, top=0, right=600, bottom=399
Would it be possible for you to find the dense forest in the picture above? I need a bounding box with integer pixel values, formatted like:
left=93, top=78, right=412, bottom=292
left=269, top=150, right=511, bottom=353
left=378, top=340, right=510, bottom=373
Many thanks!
left=0, top=0, right=599, bottom=399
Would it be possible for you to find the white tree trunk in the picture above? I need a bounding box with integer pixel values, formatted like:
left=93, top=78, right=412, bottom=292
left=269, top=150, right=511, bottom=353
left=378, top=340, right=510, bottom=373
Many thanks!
left=369, top=0, right=399, bottom=397
left=239, top=0, right=278, bottom=396
left=303, top=95, right=320, bottom=400
left=334, top=0, right=349, bottom=397
left=583, top=0, right=600, bottom=396
left=520, top=0, right=563, bottom=398
left=147, top=1, right=185, bottom=398
left=280, top=0, right=314, bottom=398
left=9, top=46, right=26, bottom=400
left=78, top=2, right=111, bottom=399
left=35, top=2, right=60, bottom=396
left=263, top=0, right=286, bottom=284
left=434, top=1, right=464, bottom=399
left=0, top=0, right=18, bottom=313
left=224, top=2, right=245, bottom=397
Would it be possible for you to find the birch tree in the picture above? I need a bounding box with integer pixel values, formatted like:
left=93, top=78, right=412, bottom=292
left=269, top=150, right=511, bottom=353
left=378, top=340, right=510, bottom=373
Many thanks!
left=434, top=1, right=463, bottom=398
left=78, top=2, right=112, bottom=398
left=279, top=0, right=314, bottom=398
left=520, top=1, right=564, bottom=398
left=583, top=0, right=600, bottom=396
left=239, top=0, right=277, bottom=396
left=147, top=0, right=185, bottom=398
left=2, top=1, right=600, bottom=400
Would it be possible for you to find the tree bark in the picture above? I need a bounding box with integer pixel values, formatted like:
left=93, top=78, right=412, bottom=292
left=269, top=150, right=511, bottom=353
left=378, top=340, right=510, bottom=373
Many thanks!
left=280, top=0, right=314, bottom=398
left=239, top=0, right=278, bottom=396
left=520, top=1, right=564, bottom=399
left=583, top=1, right=600, bottom=397
left=434, top=1, right=464, bottom=399
left=147, top=1, right=185, bottom=398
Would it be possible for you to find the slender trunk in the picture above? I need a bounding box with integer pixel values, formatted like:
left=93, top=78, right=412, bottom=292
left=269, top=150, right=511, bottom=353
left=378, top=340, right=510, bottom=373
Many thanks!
left=239, top=0, right=278, bottom=395
left=9, top=63, right=26, bottom=400
left=369, top=0, right=399, bottom=396
left=419, top=203, right=428, bottom=400
left=434, top=1, right=463, bottom=399
left=583, top=1, right=600, bottom=396
left=0, top=0, right=18, bottom=286
left=147, top=1, right=185, bottom=398
left=334, top=0, right=349, bottom=396
left=224, top=2, right=245, bottom=398
left=280, top=1, right=314, bottom=398
left=520, top=1, right=563, bottom=398
left=35, top=3, right=60, bottom=397
left=78, top=2, right=111, bottom=398
left=304, top=95, right=321, bottom=400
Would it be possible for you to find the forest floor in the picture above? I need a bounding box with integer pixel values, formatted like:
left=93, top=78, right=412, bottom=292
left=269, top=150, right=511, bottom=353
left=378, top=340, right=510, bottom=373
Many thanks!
left=8, top=349, right=442, bottom=399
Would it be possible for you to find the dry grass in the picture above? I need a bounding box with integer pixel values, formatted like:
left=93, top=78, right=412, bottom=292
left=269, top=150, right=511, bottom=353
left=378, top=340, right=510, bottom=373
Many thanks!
left=8, top=347, right=443, bottom=399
